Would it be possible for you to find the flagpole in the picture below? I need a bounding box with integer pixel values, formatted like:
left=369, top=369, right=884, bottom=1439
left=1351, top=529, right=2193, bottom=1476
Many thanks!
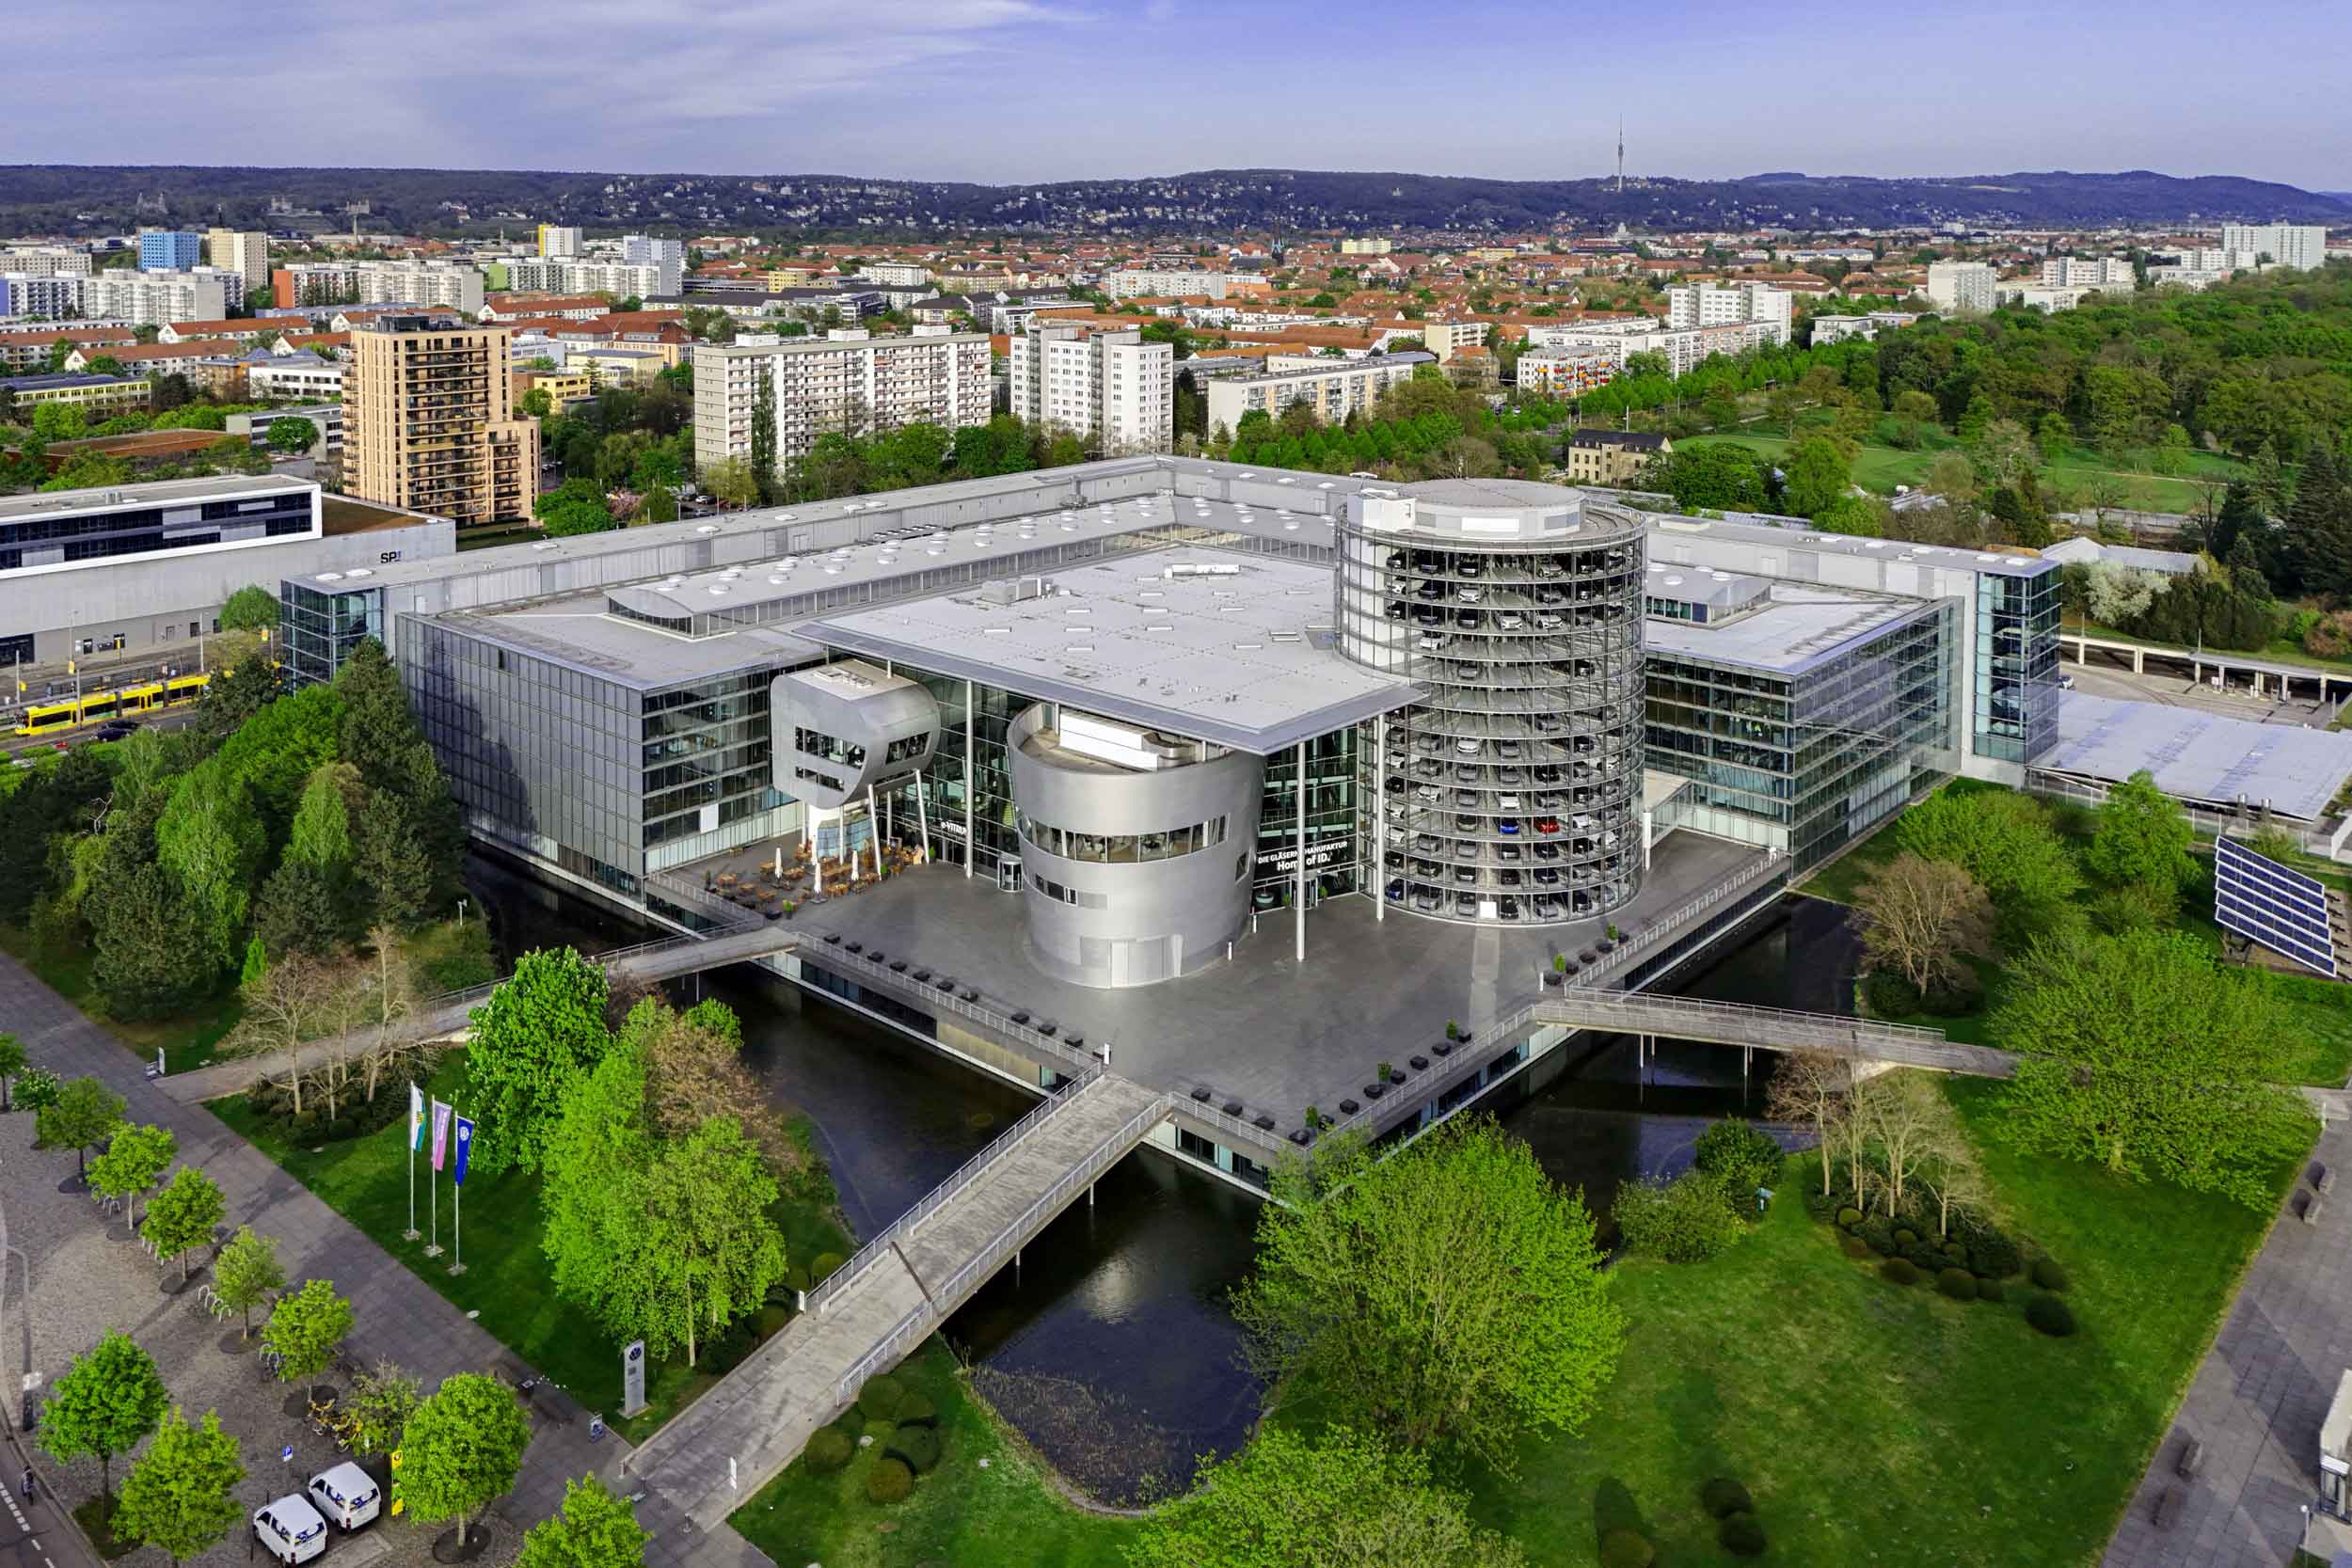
left=404, top=1085, right=421, bottom=1242
left=449, top=1105, right=466, bottom=1277
left=426, top=1169, right=439, bottom=1258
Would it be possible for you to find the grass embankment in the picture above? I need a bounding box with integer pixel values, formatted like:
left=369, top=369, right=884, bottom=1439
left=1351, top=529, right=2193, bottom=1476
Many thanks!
left=1681, top=432, right=2246, bottom=515
left=0, top=923, right=243, bottom=1074
left=1461, top=1075, right=2291, bottom=1567
left=215, top=1047, right=850, bottom=1442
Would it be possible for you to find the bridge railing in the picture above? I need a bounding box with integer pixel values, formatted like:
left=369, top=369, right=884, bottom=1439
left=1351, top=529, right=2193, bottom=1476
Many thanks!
left=830, top=1091, right=1174, bottom=1405
left=419, top=925, right=760, bottom=1016
left=804, top=1068, right=1104, bottom=1317
left=1536, top=990, right=1949, bottom=1045
left=795, top=938, right=1107, bottom=1082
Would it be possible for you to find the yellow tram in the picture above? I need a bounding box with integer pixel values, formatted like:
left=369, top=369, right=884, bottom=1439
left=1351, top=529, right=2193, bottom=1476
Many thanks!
left=14, top=672, right=212, bottom=737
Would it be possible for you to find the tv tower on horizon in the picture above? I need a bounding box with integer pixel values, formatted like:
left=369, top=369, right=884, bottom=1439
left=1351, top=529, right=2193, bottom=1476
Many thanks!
left=1615, top=117, right=1626, bottom=194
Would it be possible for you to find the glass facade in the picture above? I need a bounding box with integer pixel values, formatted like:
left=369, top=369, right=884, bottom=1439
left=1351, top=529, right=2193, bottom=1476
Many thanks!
left=1973, top=567, right=2061, bottom=765
left=1, top=491, right=312, bottom=573
left=1645, top=603, right=1950, bottom=871
left=280, top=582, right=385, bottom=688
left=1259, top=730, right=1360, bottom=912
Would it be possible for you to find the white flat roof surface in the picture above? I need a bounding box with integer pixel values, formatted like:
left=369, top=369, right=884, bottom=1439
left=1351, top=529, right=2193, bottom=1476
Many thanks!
left=2040, top=692, right=2352, bottom=821
left=1643, top=581, right=1931, bottom=676
left=803, top=548, right=1422, bottom=754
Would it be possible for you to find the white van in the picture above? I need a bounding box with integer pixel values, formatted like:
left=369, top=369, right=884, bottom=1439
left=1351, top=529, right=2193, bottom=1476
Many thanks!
left=253, top=1496, right=328, bottom=1565
left=308, top=1462, right=383, bottom=1530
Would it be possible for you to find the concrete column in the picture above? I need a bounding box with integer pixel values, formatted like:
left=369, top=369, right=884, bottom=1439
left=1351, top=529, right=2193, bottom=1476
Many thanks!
left=1374, top=716, right=1387, bottom=924
left=2134, top=648, right=2144, bottom=674
left=1295, top=740, right=1308, bottom=964
left=963, top=679, right=975, bottom=879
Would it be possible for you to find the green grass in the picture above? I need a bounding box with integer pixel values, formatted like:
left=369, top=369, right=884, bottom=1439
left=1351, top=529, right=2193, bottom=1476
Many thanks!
left=213, top=1049, right=850, bottom=1443
left=1456, top=1076, right=2293, bottom=1568
left=1681, top=433, right=2244, bottom=515
left=730, top=1338, right=1140, bottom=1568
left=0, top=922, right=243, bottom=1074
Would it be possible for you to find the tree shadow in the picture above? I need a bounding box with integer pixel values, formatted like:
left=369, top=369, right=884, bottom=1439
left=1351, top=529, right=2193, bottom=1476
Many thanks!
left=1594, top=1475, right=1650, bottom=1557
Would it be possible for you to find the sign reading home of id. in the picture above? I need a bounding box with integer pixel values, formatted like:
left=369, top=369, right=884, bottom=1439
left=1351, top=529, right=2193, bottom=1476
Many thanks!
left=620, top=1339, right=647, bottom=1418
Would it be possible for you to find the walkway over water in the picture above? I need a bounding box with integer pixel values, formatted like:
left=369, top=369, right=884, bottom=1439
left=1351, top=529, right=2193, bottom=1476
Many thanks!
left=160, top=924, right=801, bottom=1103
left=1527, top=990, right=2020, bottom=1078
left=625, top=1069, right=1173, bottom=1528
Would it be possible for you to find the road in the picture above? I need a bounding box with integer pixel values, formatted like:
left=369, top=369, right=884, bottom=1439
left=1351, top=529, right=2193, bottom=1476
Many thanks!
left=2062, top=663, right=2337, bottom=727
left=0, top=1432, right=101, bottom=1568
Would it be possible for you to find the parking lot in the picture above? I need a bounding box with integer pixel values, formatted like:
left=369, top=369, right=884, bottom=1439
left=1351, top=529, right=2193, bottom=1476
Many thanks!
left=2061, top=661, right=2340, bottom=729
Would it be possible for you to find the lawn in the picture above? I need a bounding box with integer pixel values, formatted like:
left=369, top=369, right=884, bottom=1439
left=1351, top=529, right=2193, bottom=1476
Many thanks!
left=729, top=1338, right=1141, bottom=1568
left=214, top=1047, right=851, bottom=1443
left=1682, top=432, right=2244, bottom=515
left=1459, top=1074, right=2294, bottom=1567
left=0, top=922, right=243, bottom=1074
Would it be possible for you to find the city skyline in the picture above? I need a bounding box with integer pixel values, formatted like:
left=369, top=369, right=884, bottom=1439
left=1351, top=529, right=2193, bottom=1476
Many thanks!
left=19, top=0, right=2351, bottom=192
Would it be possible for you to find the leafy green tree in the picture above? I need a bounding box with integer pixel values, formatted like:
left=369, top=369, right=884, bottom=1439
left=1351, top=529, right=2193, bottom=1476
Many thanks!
left=154, top=759, right=266, bottom=972
left=344, top=1361, right=421, bottom=1458
left=1639, top=443, right=1769, bottom=511
left=146, top=1166, right=227, bottom=1281
left=1893, top=787, right=2083, bottom=910
left=213, top=1226, right=285, bottom=1338
left=262, top=1279, right=355, bottom=1399
left=287, top=760, right=358, bottom=874
left=467, top=947, right=612, bottom=1177
left=39, top=1330, right=167, bottom=1498
left=255, top=859, right=342, bottom=958
left=1232, top=1117, right=1621, bottom=1470
left=89, top=863, right=217, bottom=1021
left=2284, top=445, right=2352, bottom=599
left=1994, top=927, right=2314, bottom=1207
left=749, top=372, right=777, bottom=501
left=0, top=1032, right=23, bottom=1111
left=702, top=456, right=758, bottom=510
left=535, top=477, right=616, bottom=537
left=2083, top=768, right=2197, bottom=900
left=1781, top=436, right=1852, bottom=519
left=114, top=1406, right=245, bottom=1567
left=218, top=584, right=279, bottom=632
left=401, top=1372, right=532, bottom=1548
left=1125, top=1426, right=1524, bottom=1568
left=516, top=1475, right=650, bottom=1568
left=37, top=1075, right=126, bottom=1180
left=88, top=1123, right=177, bottom=1231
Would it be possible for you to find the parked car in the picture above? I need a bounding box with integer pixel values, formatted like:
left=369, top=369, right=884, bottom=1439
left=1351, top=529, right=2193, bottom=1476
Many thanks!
left=253, top=1497, right=328, bottom=1565
left=308, top=1463, right=381, bottom=1531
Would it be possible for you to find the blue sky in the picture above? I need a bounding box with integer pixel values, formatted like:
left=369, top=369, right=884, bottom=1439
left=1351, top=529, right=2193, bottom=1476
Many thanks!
left=20, top=0, right=2351, bottom=190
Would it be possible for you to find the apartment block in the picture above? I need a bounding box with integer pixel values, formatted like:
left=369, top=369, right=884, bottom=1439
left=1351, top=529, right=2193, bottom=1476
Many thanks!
left=1924, top=261, right=1997, bottom=314
left=273, top=261, right=485, bottom=313
left=1203, top=351, right=1432, bottom=436
left=1525, top=320, right=1785, bottom=377
left=538, top=225, right=583, bottom=259
left=1994, top=284, right=2090, bottom=312
left=1406, top=319, right=1490, bottom=363
left=2037, top=256, right=2136, bottom=290
left=505, top=258, right=678, bottom=298
left=1007, top=321, right=1173, bottom=453
left=692, top=326, right=992, bottom=475
left=0, top=275, right=81, bottom=320
left=1666, top=280, right=1794, bottom=336
left=622, top=234, right=686, bottom=272
left=82, top=269, right=231, bottom=326
left=1104, top=267, right=1227, bottom=300
left=1, top=247, right=92, bottom=279
left=856, top=261, right=931, bottom=288
left=2219, top=224, right=2328, bottom=271
left=136, top=230, right=202, bottom=271
left=1515, top=347, right=1615, bottom=398
left=246, top=354, right=343, bottom=401
left=206, top=230, right=270, bottom=297
left=1809, top=311, right=1923, bottom=345
left=345, top=315, right=538, bottom=528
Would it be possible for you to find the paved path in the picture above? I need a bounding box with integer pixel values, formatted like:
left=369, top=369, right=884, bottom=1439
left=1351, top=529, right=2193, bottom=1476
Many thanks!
left=1528, top=990, right=2020, bottom=1078
left=2103, top=1115, right=2351, bottom=1568
left=0, top=954, right=774, bottom=1568
left=627, top=1072, right=1171, bottom=1529
left=158, top=926, right=799, bottom=1105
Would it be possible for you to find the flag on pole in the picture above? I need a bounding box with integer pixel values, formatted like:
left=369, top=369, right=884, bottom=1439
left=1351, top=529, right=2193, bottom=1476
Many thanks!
left=452, top=1117, right=475, bottom=1187
left=409, top=1084, right=426, bottom=1151
left=430, top=1099, right=453, bottom=1172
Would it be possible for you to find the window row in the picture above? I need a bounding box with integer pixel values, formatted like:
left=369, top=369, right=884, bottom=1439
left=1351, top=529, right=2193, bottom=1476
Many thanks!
left=1019, top=813, right=1230, bottom=863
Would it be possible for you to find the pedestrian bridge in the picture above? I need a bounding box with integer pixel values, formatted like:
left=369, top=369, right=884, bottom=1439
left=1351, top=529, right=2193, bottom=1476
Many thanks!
left=1527, top=990, right=2019, bottom=1078
left=624, top=1069, right=1173, bottom=1529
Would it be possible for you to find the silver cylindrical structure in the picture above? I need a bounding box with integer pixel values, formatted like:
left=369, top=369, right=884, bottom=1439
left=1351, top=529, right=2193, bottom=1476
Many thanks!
left=1336, top=482, right=1645, bottom=927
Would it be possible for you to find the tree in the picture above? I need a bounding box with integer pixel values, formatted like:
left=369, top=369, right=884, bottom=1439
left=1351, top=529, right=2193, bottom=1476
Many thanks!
left=1854, top=1070, right=1943, bottom=1216
left=2083, top=768, right=2196, bottom=899
left=154, top=759, right=266, bottom=972
left=1125, top=1426, right=1525, bottom=1568
left=218, top=584, right=278, bottom=633
left=1889, top=388, right=1941, bottom=448
left=255, top=859, right=342, bottom=958
left=535, top=477, right=616, bottom=538
left=2284, top=445, right=2352, bottom=598
left=37, top=1075, right=126, bottom=1180
left=1766, top=1047, right=1851, bottom=1196
left=401, top=1372, right=532, bottom=1549
left=749, top=372, right=778, bottom=501
left=467, top=947, right=612, bottom=1177
left=1894, top=787, right=2082, bottom=909
left=146, top=1166, right=227, bottom=1282
left=1993, top=927, right=2315, bottom=1208
left=262, top=1279, right=355, bottom=1399
left=285, top=765, right=360, bottom=890
left=1853, top=853, right=1996, bottom=998
left=113, top=1406, right=245, bottom=1567
left=213, top=1226, right=285, bottom=1338
left=1232, top=1117, right=1621, bottom=1471
left=39, top=1330, right=167, bottom=1499
left=88, top=1123, right=177, bottom=1232
left=703, top=455, right=758, bottom=511
left=344, top=1361, right=421, bottom=1458
left=1780, top=436, right=1851, bottom=519
left=516, top=1475, right=650, bottom=1568
left=0, top=1032, right=23, bottom=1111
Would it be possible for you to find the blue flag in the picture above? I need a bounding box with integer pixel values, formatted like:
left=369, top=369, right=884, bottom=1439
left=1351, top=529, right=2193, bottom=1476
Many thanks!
left=452, top=1116, right=475, bottom=1188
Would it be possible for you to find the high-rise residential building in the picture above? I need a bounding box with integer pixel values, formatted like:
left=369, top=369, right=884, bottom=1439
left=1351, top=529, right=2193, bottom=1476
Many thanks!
left=1, top=247, right=92, bottom=279
left=272, top=261, right=485, bottom=313
left=136, top=230, right=202, bottom=271
left=855, top=261, right=930, bottom=288
left=537, top=224, right=583, bottom=259
left=346, top=315, right=538, bottom=528
left=504, top=258, right=677, bottom=298
left=1665, top=281, right=1795, bottom=337
left=1924, top=261, right=1997, bottom=314
left=2037, top=256, right=2137, bottom=290
left=205, top=230, right=270, bottom=297
left=81, top=268, right=231, bottom=325
left=1007, top=321, right=1173, bottom=453
left=622, top=235, right=687, bottom=272
left=2218, top=224, right=2329, bottom=271
left=0, top=275, right=81, bottom=319
left=1103, top=267, right=1227, bottom=300
left=692, top=326, right=991, bottom=476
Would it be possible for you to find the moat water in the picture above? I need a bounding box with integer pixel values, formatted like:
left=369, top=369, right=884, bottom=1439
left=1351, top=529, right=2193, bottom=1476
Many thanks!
left=466, top=853, right=1863, bottom=1500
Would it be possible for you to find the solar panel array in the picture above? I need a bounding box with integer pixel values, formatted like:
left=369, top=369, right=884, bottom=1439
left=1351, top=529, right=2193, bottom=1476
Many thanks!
left=2215, top=835, right=2337, bottom=978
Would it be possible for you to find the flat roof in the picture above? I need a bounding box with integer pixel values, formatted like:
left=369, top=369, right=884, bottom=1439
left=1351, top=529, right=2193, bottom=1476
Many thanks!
left=803, top=547, right=1422, bottom=754
left=0, top=472, right=310, bottom=523
left=1650, top=515, right=2059, bottom=579
left=1643, top=580, right=1931, bottom=676
left=2038, top=691, right=2352, bottom=822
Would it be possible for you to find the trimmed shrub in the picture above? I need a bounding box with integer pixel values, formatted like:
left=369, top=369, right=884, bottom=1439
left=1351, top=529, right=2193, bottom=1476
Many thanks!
left=864, top=1457, right=914, bottom=1504
left=1836, top=1206, right=1864, bottom=1229
left=2026, top=1293, right=2078, bottom=1338
left=1613, top=1170, right=1744, bottom=1262
left=1719, top=1513, right=1769, bottom=1558
left=1941, top=1238, right=1968, bottom=1261
left=894, top=1393, right=937, bottom=1428
left=803, top=1427, right=854, bottom=1475
left=811, top=1250, right=847, bottom=1281
left=856, top=1372, right=906, bottom=1421
left=1901, top=1241, right=1947, bottom=1274
left=1699, top=1477, right=1754, bottom=1519
left=1893, top=1227, right=1919, bottom=1248
left=2031, top=1257, right=2071, bottom=1292
left=1692, top=1117, right=1785, bottom=1199
left=1598, top=1529, right=1655, bottom=1568
left=887, top=1424, right=943, bottom=1475
left=1880, top=1257, right=1919, bottom=1286
left=1936, top=1267, right=1977, bottom=1300
left=1962, top=1220, right=2023, bottom=1279
left=1977, top=1277, right=2006, bottom=1304
left=1856, top=1214, right=1898, bottom=1256
left=1840, top=1234, right=1873, bottom=1259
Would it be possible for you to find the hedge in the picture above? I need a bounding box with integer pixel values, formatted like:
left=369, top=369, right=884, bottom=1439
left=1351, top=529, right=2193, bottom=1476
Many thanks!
left=886, top=1424, right=942, bottom=1475
left=1936, top=1267, right=1977, bottom=1300
left=803, top=1427, right=854, bottom=1474
left=865, top=1457, right=914, bottom=1504
left=1881, top=1258, right=1919, bottom=1286
left=857, top=1372, right=906, bottom=1421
